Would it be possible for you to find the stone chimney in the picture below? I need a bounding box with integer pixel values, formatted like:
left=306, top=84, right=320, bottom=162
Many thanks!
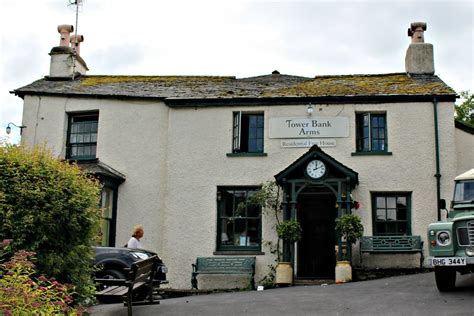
left=405, top=22, right=434, bottom=75
left=49, top=24, right=88, bottom=79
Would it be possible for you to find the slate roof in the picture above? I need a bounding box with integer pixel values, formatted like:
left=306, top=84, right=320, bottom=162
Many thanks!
left=12, top=72, right=456, bottom=103
left=76, top=159, right=126, bottom=182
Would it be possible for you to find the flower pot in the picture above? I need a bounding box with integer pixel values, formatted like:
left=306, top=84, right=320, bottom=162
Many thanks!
left=335, top=260, right=352, bottom=284
left=275, top=262, right=293, bottom=285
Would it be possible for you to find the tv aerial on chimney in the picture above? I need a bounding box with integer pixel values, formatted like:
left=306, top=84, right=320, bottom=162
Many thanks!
left=67, top=0, right=84, bottom=79
left=67, top=0, right=84, bottom=44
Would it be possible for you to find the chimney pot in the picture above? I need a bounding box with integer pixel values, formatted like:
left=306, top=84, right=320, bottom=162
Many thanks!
left=49, top=26, right=88, bottom=79
left=408, top=22, right=427, bottom=43
left=70, top=35, right=84, bottom=55
left=57, top=24, right=74, bottom=47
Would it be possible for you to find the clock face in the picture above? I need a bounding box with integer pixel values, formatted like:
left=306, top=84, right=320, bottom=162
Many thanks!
left=306, top=160, right=326, bottom=179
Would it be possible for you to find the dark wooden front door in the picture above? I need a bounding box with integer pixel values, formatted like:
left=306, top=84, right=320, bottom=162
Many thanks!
left=297, top=193, right=336, bottom=278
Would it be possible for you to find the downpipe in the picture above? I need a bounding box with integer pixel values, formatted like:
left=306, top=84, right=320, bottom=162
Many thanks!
left=433, top=98, right=442, bottom=221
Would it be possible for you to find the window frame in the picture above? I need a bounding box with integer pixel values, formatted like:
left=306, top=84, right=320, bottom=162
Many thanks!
left=99, top=186, right=114, bottom=246
left=216, top=186, right=262, bottom=252
left=355, top=112, right=388, bottom=153
left=231, top=111, right=265, bottom=154
left=66, top=112, right=99, bottom=160
left=371, top=192, right=412, bottom=236
left=96, top=178, right=120, bottom=247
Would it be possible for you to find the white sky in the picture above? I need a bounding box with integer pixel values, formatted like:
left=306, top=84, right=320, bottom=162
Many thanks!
left=1, top=0, right=473, bottom=143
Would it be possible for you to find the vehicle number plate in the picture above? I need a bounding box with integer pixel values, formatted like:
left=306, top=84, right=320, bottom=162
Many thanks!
left=431, top=257, right=466, bottom=266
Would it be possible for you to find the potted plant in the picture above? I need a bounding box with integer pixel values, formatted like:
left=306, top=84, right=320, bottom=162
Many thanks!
left=276, top=219, right=302, bottom=245
left=238, top=181, right=301, bottom=286
left=334, top=213, right=364, bottom=283
left=274, top=218, right=301, bottom=285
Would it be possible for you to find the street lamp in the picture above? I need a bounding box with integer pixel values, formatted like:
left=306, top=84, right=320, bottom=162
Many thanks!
left=6, top=122, right=26, bottom=135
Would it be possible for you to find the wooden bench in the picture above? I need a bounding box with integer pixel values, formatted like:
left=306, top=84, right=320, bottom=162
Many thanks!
left=191, top=257, right=256, bottom=290
left=360, top=235, right=424, bottom=267
left=94, top=256, right=160, bottom=316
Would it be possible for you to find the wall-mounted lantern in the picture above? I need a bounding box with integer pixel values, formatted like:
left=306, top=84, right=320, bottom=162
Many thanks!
left=307, top=103, right=314, bottom=116
left=6, top=122, right=26, bottom=135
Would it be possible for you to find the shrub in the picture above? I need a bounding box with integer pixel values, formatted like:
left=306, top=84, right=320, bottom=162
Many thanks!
left=0, top=250, right=84, bottom=315
left=335, top=213, right=364, bottom=245
left=0, top=145, right=101, bottom=302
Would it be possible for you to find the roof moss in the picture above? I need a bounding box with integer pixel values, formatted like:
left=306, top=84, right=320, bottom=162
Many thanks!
left=265, top=74, right=455, bottom=97
left=80, top=75, right=235, bottom=87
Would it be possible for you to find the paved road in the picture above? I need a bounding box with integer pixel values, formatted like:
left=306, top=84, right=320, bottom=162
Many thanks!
left=91, top=272, right=474, bottom=315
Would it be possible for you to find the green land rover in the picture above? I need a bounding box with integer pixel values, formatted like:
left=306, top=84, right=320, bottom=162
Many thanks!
left=427, top=168, right=474, bottom=291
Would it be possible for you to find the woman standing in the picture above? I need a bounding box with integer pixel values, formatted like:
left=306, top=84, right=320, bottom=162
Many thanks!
left=127, top=224, right=144, bottom=249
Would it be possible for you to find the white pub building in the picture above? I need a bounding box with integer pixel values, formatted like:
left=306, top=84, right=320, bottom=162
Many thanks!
left=12, top=22, right=473, bottom=289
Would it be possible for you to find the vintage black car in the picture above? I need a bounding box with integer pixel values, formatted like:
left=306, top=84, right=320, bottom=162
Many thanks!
left=93, top=246, right=168, bottom=285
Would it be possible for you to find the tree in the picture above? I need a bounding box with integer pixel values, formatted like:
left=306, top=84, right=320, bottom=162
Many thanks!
left=0, top=145, right=101, bottom=302
left=455, top=91, right=474, bottom=126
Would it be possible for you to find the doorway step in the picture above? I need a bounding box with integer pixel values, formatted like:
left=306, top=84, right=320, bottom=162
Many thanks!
left=293, top=278, right=335, bottom=286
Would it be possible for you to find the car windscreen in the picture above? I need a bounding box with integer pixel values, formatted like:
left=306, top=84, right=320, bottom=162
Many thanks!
left=453, top=180, right=474, bottom=203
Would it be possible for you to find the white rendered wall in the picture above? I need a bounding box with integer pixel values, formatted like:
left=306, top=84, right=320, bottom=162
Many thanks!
left=20, top=95, right=169, bottom=253
left=21, top=95, right=458, bottom=288
left=163, top=101, right=457, bottom=288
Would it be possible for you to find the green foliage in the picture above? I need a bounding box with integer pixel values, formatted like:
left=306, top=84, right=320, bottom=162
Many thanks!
left=455, top=91, right=474, bottom=126
left=258, top=264, right=276, bottom=289
left=237, top=181, right=282, bottom=215
left=0, top=145, right=101, bottom=302
left=276, top=219, right=302, bottom=243
left=0, top=250, right=85, bottom=315
left=335, top=214, right=364, bottom=245
left=238, top=181, right=302, bottom=264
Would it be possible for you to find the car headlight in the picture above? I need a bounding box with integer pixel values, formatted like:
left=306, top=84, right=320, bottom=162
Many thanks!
left=159, top=265, right=168, bottom=274
left=436, top=231, right=451, bottom=246
left=465, top=247, right=474, bottom=256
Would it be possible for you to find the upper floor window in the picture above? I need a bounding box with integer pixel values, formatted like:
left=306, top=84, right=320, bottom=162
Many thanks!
left=66, top=113, right=98, bottom=160
left=356, top=113, right=387, bottom=153
left=217, top=187, right=261, bottom=251
left=372, top=193, right=411, bottom=235
left=232, top=112, right=264, bottom=153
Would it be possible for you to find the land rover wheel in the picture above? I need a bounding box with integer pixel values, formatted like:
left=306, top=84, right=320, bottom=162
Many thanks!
left=434, top=266, right=456, bottom=292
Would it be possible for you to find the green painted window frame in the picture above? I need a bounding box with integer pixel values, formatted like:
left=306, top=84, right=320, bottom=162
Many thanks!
left=355, top=112, right=388, bottom=153
left=231, top=112, right=264, bottom=154
left=99, top=186, right=114, bottom=247
left=98, top=178, right=120, bottom=247
left=66, top=112, right=99, bottom=160
left=216, top=186, right=262, bottom=252
left=371, top=192, right=412, bottom=236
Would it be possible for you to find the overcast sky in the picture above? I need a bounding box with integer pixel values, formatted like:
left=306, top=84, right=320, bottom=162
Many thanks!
left=1, top=0, right=472, bottom=143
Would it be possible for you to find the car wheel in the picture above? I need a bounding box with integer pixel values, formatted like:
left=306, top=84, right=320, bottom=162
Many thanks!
left=435, top=267, right=456, bottom=292
left=102, top=269, right=149, bottom=301
left=97, top=269, right=126, bottom=292
left=103, top=269, right=126, bottom=280
left=95, top=269, right=128, bottom=304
